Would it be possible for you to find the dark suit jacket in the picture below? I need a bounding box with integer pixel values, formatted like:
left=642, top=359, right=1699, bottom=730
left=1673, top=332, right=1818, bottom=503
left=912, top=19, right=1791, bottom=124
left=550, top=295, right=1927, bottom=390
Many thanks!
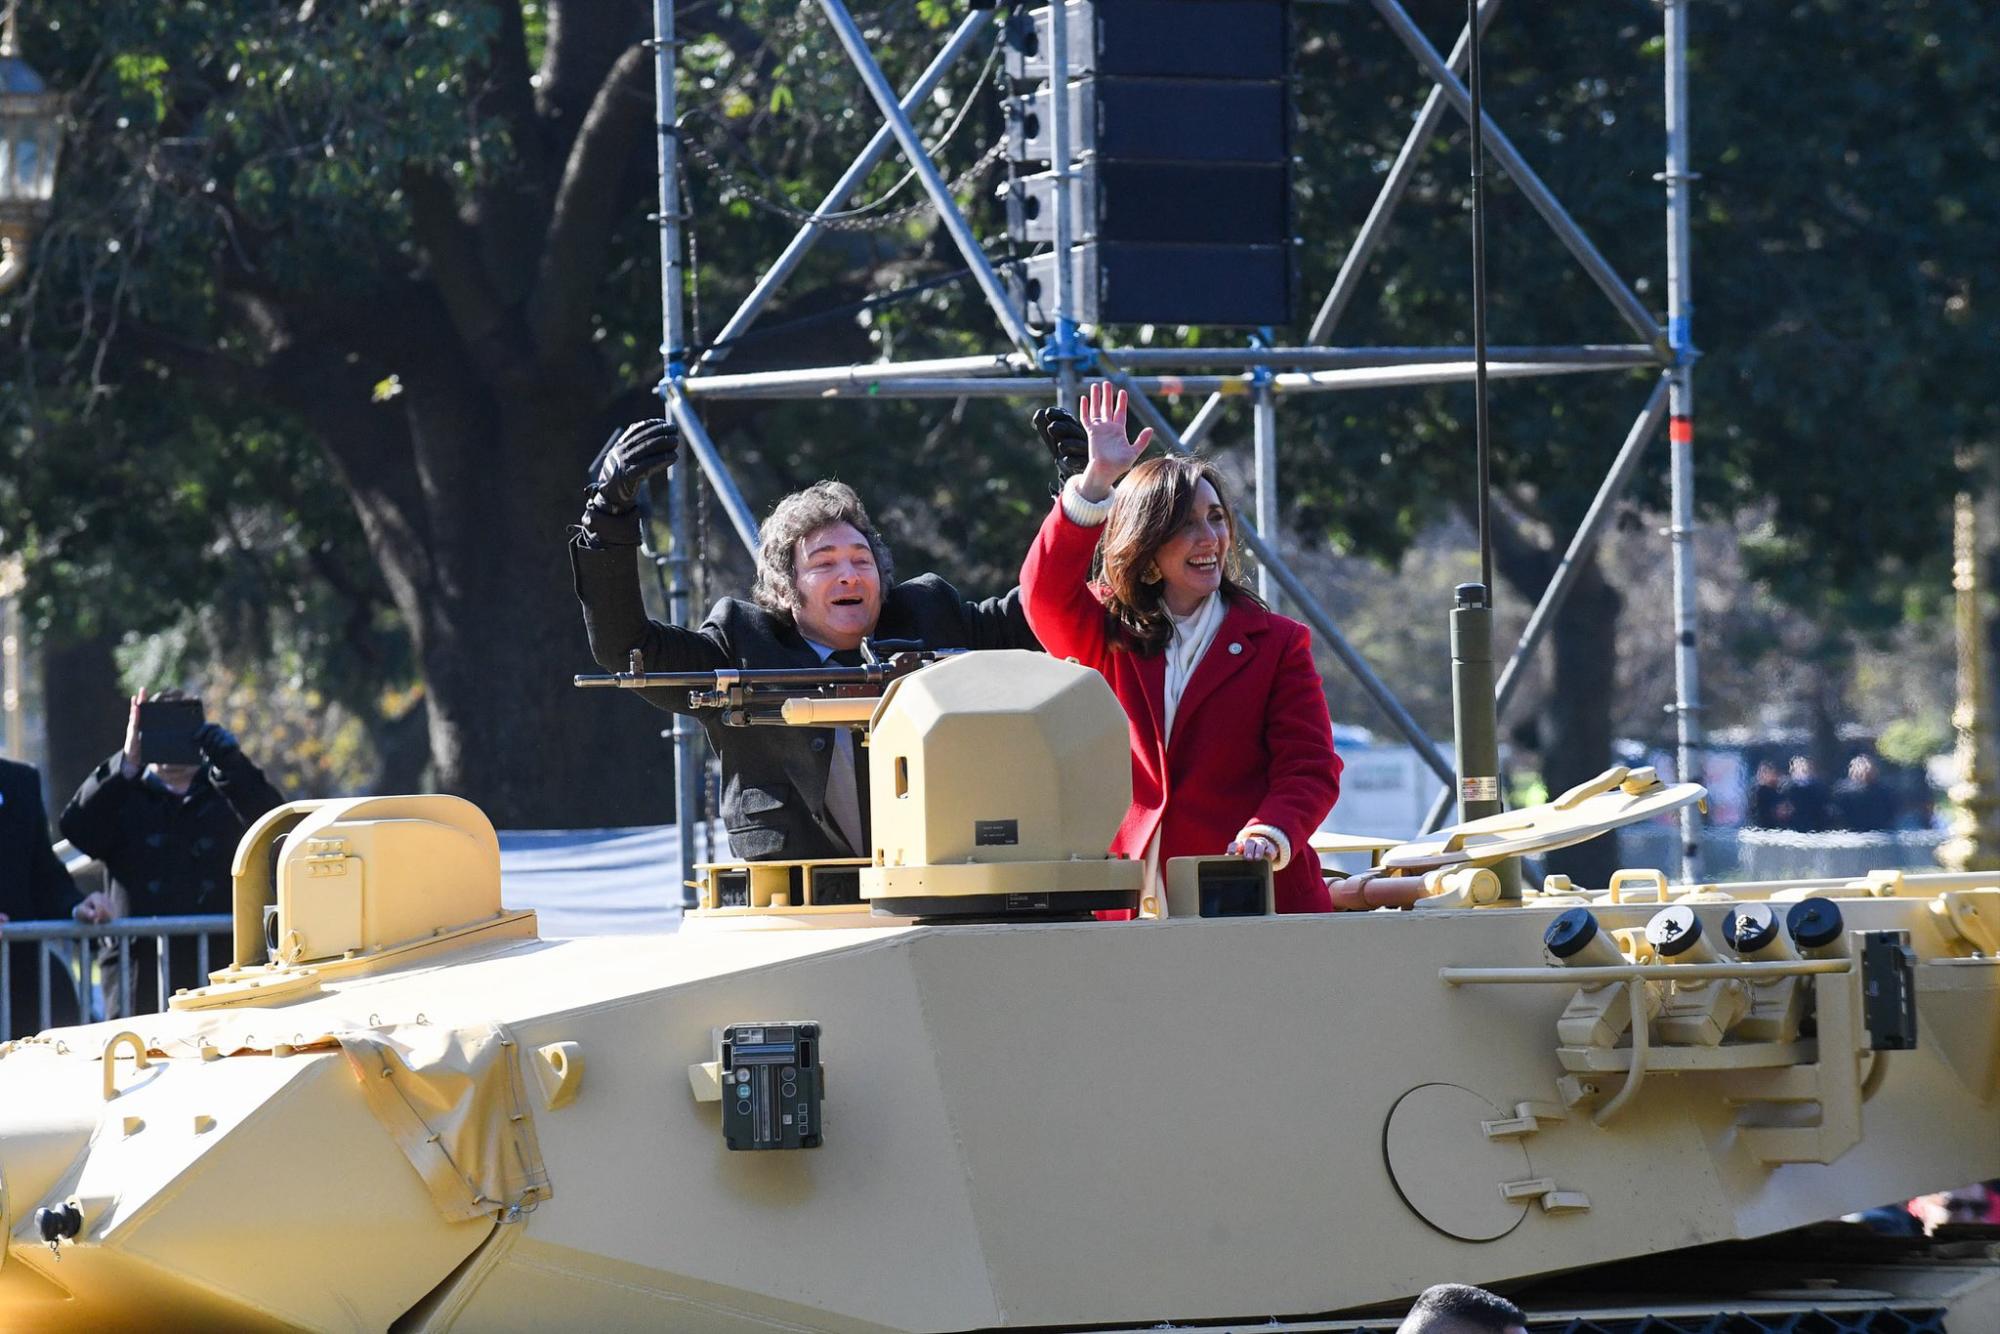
left=1, top=758, right=77, bottom=921
left=572, top=536, right=1041, bottom=860
left=2, top=759, right=81, bottom=1036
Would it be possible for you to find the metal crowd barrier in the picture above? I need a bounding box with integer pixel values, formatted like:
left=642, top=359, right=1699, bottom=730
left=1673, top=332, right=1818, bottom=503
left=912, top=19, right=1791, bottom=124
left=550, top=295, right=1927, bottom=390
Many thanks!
left=0, top=913, right=233, bottom=1039
left=1614, top=825, right=1950, bottom=883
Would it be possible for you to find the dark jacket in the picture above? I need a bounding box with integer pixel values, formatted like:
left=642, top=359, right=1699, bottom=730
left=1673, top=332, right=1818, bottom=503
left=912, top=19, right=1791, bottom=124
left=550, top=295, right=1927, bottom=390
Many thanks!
left=1833, top=778, right=1898, bottom=833
left=1, top=758, right=78, bottom=922
left=59, top=747, right=284, bottom=917
left=1776, top=776, right=1831, bottom=833
left=2, top=759, right=83, bottom=1036
left=572, top=536, right=1041, bottom=860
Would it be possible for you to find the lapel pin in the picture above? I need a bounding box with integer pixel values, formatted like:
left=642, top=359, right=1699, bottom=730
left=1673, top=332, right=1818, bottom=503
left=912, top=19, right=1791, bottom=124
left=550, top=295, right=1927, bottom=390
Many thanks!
left=1228, top=642, right=1243, bottom=655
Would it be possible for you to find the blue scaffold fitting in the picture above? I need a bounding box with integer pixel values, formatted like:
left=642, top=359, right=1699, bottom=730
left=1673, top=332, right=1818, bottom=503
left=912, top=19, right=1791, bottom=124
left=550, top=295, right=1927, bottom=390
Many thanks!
left=1668, top=315, right=1701, bottom=368
left=1035, top=321, right=1096, bottom=375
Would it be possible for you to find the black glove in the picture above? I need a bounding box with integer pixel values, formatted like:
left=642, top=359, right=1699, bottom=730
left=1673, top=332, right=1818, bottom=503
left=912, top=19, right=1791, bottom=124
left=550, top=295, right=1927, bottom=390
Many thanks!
left=581, top=419, right=679, bottom=545
left=588, top=419, right=679, bottom=512
left=193, top=722, right=239, bottom=759
left=1032, top=406, right=1089, bottom=497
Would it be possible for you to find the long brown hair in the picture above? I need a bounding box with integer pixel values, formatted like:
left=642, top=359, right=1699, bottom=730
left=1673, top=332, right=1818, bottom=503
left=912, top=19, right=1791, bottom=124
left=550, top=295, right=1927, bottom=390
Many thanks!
left=1096, top=455, right=1263, bottom=655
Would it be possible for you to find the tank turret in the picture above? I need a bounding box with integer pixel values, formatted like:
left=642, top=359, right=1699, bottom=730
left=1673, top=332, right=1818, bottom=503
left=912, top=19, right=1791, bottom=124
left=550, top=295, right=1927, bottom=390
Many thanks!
left=3, top=655, right=1998, bottom=1332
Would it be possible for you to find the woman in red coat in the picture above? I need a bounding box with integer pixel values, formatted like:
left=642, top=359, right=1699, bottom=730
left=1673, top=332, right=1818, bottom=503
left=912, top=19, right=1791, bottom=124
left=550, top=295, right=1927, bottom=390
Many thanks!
left=1021, top=382, right=1342, bottom=914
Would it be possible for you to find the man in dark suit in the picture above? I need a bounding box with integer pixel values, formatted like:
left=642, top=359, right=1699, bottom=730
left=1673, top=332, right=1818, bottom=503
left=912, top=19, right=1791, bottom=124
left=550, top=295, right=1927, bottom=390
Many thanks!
left=570, top=420, right=1042, bottom=861
left=1, top=757, right=83, bottom=1035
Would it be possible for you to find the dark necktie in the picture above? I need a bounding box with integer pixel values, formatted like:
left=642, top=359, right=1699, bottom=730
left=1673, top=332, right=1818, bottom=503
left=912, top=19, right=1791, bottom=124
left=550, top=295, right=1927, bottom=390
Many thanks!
left=828, top=649, right=871, bottom=854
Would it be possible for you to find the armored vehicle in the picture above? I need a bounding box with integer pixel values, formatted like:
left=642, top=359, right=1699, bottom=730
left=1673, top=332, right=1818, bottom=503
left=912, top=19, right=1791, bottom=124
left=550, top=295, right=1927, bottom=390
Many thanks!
left=2, top=649, right=1996, bottom=1331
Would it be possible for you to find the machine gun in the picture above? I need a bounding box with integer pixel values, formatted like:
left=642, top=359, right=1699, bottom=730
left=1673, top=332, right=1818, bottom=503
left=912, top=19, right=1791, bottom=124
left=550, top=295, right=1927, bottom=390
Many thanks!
left=572, top=639, right=952, bottom=727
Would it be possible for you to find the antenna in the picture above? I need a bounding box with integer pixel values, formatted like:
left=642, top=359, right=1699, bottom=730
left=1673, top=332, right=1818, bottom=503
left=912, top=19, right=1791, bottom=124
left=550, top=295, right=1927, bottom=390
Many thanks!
left=1447, top=0, right=1517, bottom=896
left=1468, top=0, right=1493, bottom=597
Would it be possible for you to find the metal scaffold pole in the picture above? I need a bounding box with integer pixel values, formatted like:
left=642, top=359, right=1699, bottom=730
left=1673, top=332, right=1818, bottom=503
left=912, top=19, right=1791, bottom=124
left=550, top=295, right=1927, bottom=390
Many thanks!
left=1045, top=0, right=1084, bottom=406
left=691, top=9, right=995, bottom=375
left=627, top=0, right=1706, bottom=883
left=654, top=0, right=702, bottom=907
left=1252, top=370, right=1279, bottom=608
left=818, top=0, right=1037, bottom=355
left=1663, top=0, right=1703, bottom=881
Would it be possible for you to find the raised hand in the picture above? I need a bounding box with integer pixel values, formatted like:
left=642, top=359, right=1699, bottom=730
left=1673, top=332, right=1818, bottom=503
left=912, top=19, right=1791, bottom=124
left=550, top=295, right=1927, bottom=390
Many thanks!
left=193, top=721, right=239, bottom=760
left=120, top=688, right=147, bottom=777
left=587, top=419, right=680, bottom=514
left=1075, top=380, right=1153, bottom=500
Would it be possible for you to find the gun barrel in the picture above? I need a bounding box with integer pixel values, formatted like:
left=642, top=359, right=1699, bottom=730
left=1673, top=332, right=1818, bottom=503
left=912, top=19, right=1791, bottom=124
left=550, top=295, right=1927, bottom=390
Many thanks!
left=572, top=665, right=887, bottom=690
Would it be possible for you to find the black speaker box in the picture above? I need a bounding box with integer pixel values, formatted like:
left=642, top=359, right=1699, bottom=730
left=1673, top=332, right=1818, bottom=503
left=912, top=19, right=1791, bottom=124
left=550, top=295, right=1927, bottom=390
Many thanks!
left=1004, top=0, right=1290, bottom=83
left=1011, top=241, right=1293, bottom=327
left=1004, top=161, right=1290, bottom=246
left=1007, top=76, right=1289, bottom=165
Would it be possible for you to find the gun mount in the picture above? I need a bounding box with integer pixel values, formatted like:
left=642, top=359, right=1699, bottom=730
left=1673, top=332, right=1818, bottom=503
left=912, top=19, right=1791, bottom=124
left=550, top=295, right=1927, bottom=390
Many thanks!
left=572, top=639, right=941, bottom=727
left=2, top=652, right=1997, bottom=1332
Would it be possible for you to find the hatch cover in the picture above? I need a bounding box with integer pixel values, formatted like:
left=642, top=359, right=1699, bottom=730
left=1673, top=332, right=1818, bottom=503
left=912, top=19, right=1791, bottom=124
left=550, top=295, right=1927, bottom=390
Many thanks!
left=1383, top=1083, right=1530, bottom=1242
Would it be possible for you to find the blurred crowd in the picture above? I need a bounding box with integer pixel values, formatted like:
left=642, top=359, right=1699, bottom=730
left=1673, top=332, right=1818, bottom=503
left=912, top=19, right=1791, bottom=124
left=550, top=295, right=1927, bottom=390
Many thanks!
left=1745, top=753, right=1909, bottom=832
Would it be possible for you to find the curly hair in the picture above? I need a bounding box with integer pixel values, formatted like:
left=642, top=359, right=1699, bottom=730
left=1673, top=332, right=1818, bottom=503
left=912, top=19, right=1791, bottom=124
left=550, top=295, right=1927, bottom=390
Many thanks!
left=1096, top=455, right=1261, bottom=655
left=751, top=480, right=896, bottom=618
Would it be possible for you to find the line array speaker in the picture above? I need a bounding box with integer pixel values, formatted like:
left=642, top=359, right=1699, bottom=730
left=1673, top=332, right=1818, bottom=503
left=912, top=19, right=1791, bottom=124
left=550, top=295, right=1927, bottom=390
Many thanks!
left=1001, top=0, right=1296, bottom=329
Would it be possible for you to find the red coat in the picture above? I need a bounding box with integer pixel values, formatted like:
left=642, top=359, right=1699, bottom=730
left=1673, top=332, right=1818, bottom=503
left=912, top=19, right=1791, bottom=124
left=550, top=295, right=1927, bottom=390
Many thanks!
left=1022, top=504, right=1342, bottom=913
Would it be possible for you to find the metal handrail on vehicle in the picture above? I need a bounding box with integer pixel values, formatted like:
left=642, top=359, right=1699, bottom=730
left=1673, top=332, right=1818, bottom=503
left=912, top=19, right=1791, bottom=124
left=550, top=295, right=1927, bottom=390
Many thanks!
left=1, top=907, right=233, bottom=1040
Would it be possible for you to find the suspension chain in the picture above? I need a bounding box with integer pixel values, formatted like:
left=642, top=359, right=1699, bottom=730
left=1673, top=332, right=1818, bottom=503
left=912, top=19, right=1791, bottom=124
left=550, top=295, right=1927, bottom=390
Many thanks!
left=676, top=37, right=1006, bottom=233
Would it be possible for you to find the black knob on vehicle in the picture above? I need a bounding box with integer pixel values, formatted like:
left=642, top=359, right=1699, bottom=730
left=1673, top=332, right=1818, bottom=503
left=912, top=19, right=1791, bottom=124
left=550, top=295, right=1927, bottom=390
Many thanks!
left=1787, top=897, right=1844, bottom=950
left=1723, top=902, right=1779, bottom=954
left=1645, top=904, right=1704, bottom=957
left=1544, top=907, right=1600, bottom=960
left=36, top=1201, right=82, bottom=1243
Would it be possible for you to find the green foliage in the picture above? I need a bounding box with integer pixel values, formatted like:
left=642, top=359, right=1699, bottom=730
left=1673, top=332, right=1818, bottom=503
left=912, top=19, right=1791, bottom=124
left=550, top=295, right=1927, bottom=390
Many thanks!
left=1877, top=714, right=1952, bottom=769
left=0, top=2, right=483, bottom=778
left=1, top=0, right=1992, bottom=813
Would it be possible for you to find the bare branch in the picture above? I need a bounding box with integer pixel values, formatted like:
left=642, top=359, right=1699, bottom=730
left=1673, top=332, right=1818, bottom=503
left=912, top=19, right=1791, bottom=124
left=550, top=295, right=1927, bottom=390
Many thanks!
left=527, top=41, right=652, bottom=365
left=402, top=166, right=534, bottom=387
left=538, top=0, right=647, bottom=148
left=461, top=0, right=559, bottom=306
left=116, top=322, right=277, bottom=403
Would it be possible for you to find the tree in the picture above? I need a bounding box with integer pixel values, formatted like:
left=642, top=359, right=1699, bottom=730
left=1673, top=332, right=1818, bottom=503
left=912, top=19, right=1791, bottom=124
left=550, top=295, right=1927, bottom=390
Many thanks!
left=1270, top=0, right=1991, bottom=875
left=1, top=0, right=1032, bottom=826
left=5, top=0, right=1991, bottom=855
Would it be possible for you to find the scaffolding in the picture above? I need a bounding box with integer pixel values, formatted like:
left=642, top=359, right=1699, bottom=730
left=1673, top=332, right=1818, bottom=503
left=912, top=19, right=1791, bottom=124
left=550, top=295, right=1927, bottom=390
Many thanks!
left=645, top=0, right=1706, bottom=897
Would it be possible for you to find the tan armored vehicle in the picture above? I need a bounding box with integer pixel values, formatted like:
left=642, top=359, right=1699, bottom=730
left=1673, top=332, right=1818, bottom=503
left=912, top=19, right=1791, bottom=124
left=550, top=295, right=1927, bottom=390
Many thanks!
left=2, top=650, right=1997, bottom=1331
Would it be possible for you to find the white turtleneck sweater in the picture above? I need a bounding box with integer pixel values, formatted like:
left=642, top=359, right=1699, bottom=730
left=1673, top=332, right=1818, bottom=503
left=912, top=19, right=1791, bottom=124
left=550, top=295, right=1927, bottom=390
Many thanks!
left=1139, top=592, right=1225, bottom=909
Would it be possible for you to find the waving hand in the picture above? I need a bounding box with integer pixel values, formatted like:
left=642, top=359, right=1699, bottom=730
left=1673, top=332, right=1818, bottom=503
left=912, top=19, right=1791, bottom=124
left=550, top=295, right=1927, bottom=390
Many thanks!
left=1075, top=381, right=1154, bottom=501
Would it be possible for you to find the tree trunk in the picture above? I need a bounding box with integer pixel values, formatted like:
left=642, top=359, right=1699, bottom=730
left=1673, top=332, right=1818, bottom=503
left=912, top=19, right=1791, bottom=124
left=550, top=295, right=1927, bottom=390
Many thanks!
left=1804, top=647, right=1851, bottom=780
left=40, top=631, right=126, bottom=810
left=367, top=697, right=434, bottom=796
left=417, top=415, right=678, bottom=829
left=1487, top=512, right=1626, bottom=890
left=256, top=273, right=678, bottom=830
left=1537, top=560, right=1624, bottom=889
left=354, top=367, right=675, bottom=830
